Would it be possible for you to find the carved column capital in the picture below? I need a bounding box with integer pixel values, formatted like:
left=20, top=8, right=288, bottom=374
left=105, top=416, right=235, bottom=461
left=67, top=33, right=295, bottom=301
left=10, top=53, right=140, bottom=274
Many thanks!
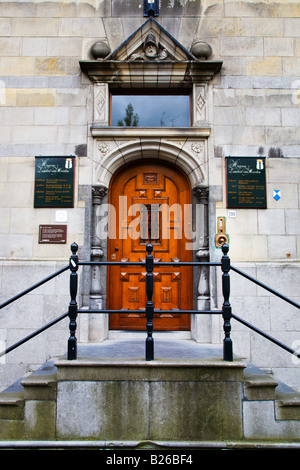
left=92, top=185, right=107, bottom=204
left=193, top=186, right=209, bottom=203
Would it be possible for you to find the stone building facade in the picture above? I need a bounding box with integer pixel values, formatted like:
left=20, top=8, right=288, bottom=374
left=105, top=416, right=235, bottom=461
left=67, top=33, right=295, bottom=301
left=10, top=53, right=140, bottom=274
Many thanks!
left=0, top=0, right=299, bottom=392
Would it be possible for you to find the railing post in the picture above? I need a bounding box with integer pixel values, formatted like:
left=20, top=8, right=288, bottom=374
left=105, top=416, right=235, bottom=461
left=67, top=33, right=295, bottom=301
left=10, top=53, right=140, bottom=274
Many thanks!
left=68, top=242, right=79, bottom=360
left=221, top=243, right=233, bottom=361
left=145, top=243, right=154, bottom=361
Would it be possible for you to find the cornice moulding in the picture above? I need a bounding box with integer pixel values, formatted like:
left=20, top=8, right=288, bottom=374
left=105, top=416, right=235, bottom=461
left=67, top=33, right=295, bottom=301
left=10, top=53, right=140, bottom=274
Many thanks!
left=90, top=126, right=211, bottom=138
left=79, top=60, right=223, bottom=87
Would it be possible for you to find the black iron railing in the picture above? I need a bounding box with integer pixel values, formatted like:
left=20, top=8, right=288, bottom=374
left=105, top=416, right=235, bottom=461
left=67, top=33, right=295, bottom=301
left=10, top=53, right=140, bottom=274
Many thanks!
left=69, top=242, right=229, bottom=361
left=0, top=242, right=299, bottom=365
left=0, top=265, right=70, bottom=358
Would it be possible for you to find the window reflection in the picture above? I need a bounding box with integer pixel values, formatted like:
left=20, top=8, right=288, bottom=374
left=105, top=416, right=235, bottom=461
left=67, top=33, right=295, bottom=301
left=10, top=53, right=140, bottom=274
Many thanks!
left=111, top=94, right=190, bottom=127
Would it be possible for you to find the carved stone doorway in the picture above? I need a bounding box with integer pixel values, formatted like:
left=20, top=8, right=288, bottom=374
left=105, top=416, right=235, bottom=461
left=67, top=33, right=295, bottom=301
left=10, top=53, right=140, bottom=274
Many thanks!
left=107, top=160, right=192, bottom=331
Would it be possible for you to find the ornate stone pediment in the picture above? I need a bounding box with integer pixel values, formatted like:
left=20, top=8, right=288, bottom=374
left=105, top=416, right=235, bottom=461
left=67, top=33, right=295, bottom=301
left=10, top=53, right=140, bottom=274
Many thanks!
left=106, top=17, right=196, bottom=63
left=79, top=18, right=222, bottom=87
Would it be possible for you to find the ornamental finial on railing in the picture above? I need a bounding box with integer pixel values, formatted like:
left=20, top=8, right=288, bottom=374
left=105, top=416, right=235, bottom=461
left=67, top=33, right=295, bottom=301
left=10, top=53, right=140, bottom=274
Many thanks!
left=71, top=242, right=78, bottom=257
left=145, top=242, right=154, bottom=361
left=221, top=242, right=229, bottom=256
left=68, top=243, right=79, bottom=360
left=221, top=243, right=233, bottom=361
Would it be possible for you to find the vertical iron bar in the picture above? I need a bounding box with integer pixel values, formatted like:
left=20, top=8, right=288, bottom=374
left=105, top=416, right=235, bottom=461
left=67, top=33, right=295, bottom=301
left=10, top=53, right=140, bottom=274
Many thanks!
left=145, top=243, right=154, bottom=360
left=68, top=242, right=79, bottom=360
left=221, top=243, right=233, bottom=361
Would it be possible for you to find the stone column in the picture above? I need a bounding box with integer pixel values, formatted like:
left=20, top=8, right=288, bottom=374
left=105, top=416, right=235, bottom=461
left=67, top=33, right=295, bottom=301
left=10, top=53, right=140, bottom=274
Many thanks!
left=89, top=185, right=108, bottom=342
left=192, top=186, right=210, bottom=342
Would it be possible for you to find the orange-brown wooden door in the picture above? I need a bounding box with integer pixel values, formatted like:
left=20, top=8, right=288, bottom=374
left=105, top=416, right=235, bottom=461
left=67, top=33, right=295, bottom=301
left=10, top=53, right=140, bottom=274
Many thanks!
left=107, top=161, right=192, bottom=330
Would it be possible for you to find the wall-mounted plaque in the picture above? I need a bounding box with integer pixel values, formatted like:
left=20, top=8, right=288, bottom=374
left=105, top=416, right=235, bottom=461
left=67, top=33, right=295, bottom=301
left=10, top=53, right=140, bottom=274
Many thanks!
left=226, top=157, right=267, bottom=209
left=39, top=225, right=67, bottom=244
left=34, top=156, right=75, bottom=208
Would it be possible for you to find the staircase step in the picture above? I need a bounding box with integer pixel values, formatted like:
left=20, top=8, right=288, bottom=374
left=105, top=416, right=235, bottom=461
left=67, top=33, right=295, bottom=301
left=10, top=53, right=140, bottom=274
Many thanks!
left=0, top=390, right=24, bottom=420
left=0, top=376, right=25, bottom=420
left=275, top=383, right=300, bottom=420
left=21, top=362, right=57, bottom=400
left=243, top=365, right=278, bottom=401
left=0, top=378, right=25, bottom=439
left=0, top=343, right=300, bottom=443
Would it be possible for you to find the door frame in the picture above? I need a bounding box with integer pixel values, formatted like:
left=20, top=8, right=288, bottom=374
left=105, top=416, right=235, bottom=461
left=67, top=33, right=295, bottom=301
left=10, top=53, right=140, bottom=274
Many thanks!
left=86, top=132, right=211, bottom=342
left=106, top=159, right=193, bottom=332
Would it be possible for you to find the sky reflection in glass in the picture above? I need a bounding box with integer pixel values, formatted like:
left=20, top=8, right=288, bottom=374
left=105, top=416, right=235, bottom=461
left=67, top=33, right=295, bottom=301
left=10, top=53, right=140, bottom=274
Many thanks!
left=111, top=95, right=190, bottom=127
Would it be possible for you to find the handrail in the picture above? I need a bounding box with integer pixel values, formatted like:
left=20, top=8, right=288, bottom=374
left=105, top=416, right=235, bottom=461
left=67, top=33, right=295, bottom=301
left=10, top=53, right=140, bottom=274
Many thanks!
left=0, top=312, right=68, bottom=359
left=232, top=313, right=300, bottom=359
left=0, top=242, right=299, bottom=368
left=78, top=261, right=222, bottom=266
left=0, top=265, right=69, bottom=310
left=0, top=265, right=69, bottom=359
left=231, top=265, right=300, bottom=310
left=77, top=309, right=223, bottom=314
left=65, top=242, right=232, bottom=361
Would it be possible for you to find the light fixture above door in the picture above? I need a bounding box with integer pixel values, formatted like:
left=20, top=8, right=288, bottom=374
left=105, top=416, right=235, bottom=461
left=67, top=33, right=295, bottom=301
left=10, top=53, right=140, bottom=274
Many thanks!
left=144, top=0, right=159, bottom=17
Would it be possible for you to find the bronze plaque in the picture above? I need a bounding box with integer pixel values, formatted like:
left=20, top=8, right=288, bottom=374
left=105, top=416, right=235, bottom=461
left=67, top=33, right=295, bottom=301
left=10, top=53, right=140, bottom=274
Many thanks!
left=39, top=225, right=67, bottom=244
left=226, top=156, right=267, bottom=209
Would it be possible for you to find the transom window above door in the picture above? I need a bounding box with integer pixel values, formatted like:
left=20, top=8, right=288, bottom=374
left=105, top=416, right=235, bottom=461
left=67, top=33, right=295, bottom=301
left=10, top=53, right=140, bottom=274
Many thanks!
left=110, top=93, right=191, bottom=127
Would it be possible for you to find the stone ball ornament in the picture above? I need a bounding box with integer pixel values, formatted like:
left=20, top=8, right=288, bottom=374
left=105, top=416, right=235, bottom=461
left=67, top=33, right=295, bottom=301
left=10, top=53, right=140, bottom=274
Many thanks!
left=191, top=40, right=212, bottom=60
left=90, top=41, right=111, bottom=60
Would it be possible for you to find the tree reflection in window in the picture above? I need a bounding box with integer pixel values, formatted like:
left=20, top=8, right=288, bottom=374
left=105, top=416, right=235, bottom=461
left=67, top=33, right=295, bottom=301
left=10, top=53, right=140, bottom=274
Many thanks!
left=111, top=94, right=190, bottom=127
left=117, top=103, right=139, bottom=127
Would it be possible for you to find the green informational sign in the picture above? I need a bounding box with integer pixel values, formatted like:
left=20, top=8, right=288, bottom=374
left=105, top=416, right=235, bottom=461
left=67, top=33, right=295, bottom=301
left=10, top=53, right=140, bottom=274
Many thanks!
left=226, top=157, right=267, bottom=209
left=34, top=156, right=75, bottom=208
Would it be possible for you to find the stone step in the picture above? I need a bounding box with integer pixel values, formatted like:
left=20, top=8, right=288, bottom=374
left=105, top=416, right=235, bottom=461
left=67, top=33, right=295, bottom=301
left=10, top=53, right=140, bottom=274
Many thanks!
left=243, top=364, right=279, bottom=400
left=275, top=383, right=300, bottom=420
left=0, top=439, right=300, bottom=450
left=0, top=378, right=25, bottom=439
left=0, top=341, right=300, bottom=443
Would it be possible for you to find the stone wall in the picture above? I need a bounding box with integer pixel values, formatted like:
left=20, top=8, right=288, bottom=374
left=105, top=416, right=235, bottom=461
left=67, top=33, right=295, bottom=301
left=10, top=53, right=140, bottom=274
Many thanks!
left=0, top=0, right=299, bottom=391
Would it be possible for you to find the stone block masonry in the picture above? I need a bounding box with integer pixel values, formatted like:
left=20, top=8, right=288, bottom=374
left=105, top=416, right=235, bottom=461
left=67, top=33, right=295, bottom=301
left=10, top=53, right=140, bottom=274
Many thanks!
left=55, top=358, right=245, bottom=441
left=0, top=0, right=299, bottom=398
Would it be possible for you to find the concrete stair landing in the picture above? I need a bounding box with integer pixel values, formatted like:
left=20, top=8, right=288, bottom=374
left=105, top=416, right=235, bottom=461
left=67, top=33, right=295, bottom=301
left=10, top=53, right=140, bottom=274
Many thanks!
left=0, top=339, right=300, bottom=448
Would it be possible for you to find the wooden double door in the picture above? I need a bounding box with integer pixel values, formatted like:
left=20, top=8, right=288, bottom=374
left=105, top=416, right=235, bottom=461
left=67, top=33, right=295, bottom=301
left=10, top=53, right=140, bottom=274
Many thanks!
left=107, top=161, right=192, bottom=331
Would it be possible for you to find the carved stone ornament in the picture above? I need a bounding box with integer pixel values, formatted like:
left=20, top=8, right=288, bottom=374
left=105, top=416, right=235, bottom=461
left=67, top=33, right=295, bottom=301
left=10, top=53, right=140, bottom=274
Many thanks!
left=79, top=18, right=223, bottom=87
left=98, top=142, right=110, bottom=155
left=94, top=83, right=108, bottom=123
left=195, top=86, right=206, bottom=121
left=92, top=185, right=107, bottom=202
left=191, top=142, right=204, bottom=155
left=193, top=186, right=209, bottom=202
left=130, top=33, right=168, bottom=61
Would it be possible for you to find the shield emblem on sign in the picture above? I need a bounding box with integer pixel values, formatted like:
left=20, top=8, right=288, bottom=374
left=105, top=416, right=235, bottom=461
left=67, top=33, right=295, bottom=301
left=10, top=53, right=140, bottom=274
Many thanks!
left=256, top=159, right=264, bottom=170
left=65, top=158, right=72, bottom=169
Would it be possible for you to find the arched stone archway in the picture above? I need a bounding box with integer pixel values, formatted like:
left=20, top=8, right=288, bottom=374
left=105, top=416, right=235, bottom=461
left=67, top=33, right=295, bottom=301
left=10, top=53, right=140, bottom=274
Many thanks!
left=88, top=133, right=211, bottom=342
left=93, top=135, right=207, bottom=189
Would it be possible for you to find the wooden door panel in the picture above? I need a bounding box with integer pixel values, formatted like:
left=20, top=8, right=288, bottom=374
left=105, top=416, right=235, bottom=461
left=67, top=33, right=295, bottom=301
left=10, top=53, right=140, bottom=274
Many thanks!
left=108, top=161, right=192, bottom=331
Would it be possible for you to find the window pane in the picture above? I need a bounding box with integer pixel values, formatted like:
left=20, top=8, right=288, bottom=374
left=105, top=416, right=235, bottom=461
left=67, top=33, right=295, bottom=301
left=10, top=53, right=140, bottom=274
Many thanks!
left=140, top=204, right=160, bottom=242
left=111, top=95, right=190, bottom=127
